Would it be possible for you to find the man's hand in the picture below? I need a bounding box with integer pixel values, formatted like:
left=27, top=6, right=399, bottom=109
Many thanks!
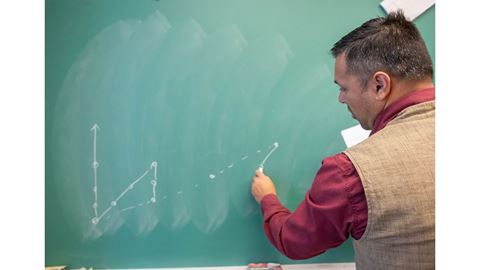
left=251, top=169, right=277, bottom=203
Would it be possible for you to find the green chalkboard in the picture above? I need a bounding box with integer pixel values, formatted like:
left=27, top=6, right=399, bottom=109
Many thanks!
left=45, top=0, right=435, bottom=268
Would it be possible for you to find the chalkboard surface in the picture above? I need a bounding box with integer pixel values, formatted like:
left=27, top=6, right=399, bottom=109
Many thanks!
left=45, top=0, right=435, bottom=268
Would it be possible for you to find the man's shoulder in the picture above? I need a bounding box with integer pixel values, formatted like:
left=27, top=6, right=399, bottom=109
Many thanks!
left=322, top=152, right=356, bottom=176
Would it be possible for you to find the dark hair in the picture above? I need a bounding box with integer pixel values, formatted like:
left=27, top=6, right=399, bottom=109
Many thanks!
left=330, top=10, right=433, bottom=87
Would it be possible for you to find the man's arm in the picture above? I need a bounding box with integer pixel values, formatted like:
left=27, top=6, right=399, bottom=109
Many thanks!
left=251, top=154, right=368, bottom=259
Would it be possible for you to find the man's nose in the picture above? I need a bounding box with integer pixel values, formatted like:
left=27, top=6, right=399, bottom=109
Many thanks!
left=338, top=92, right=346, bottom=104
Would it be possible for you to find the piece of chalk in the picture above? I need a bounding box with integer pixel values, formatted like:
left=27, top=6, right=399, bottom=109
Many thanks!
left=247, top=262, right=282, bottom=270
left=258, top=167, right=263, bottom=173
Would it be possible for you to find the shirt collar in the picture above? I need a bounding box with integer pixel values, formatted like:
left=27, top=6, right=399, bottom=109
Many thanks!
left=370, top=87, right=435, bottom=135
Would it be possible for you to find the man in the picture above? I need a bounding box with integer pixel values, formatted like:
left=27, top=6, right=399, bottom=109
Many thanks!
left=251, top=11, right=434, bottom=270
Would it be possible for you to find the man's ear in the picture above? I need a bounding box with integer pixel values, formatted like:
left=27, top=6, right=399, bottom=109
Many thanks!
left=373, top=71, right=391, bottom=101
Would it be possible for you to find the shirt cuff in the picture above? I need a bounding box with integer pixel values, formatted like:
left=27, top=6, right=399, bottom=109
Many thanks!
left=260, top=193, right=290, bottom=221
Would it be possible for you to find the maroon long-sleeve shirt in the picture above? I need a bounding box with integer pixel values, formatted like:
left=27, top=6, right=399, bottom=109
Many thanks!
left=260, top=87, right=435, bottom=260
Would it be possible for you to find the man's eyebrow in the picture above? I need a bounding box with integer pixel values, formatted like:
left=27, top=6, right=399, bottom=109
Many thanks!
left=334, top=80, right=340, bottom=85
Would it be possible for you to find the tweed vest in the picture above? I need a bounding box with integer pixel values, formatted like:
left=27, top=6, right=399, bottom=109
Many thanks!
left=344, top=101, right=435, bottom=270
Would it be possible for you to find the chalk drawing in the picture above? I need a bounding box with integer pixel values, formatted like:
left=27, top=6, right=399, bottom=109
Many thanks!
left=207, top=142, right=279, bottom=180
left=90, top=124, right=100, bottom=218
left=89, top=123, right=158, bottom=225
left=50, top=8, right=301, bottom=241
left=258, top=142, right=279, bottom=171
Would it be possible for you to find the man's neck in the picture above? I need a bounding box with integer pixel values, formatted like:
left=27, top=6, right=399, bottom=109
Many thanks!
left=385, top=78, right=434, bottom=108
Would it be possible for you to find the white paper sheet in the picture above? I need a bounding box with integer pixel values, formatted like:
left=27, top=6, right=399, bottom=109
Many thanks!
left=341, top=124, right=371, bottom=148
left=380, top=0, right=435, bottom=20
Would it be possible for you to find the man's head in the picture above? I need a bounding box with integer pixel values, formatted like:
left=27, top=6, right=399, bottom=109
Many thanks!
left=331, top=11, right=433, bottom=129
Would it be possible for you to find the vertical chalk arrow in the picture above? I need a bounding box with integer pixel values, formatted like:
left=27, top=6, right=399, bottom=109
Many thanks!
left=90, top=123, right=100, bottom=162
left=150, top=161, right=158, bottom=203
left=90, top=123, right=100, bottom=220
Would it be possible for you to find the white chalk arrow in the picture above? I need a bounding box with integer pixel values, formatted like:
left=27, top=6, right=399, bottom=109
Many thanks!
left=90, top=123, right=100, bottom=218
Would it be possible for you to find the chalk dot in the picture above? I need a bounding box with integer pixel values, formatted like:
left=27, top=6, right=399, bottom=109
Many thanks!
left=273, top=142, right=279, bottom=147
left=177, top=191, right=183, bottom=195
left=151, top=180, right=157, bottom=186
left=163, top=196, right=167, bottom=200
left=91, top=217, right=99, bottom=225
left=128, top=184, right=134, bottom=190
left=257, top=150, right=261, bottom=153
left=92, top=203, right=98, bottom=208
left=209, top=174, right=216, bottom=179
left=93, top=187, right=97, bottom=193
left=92, top=161, right=99, bottom=168
left=220, top=170, right=224, bottom=174
left=151, top=197, right=156, bottom=203
left=194, top=184, right=199, bottom=188
left=111, top=201, right=117, bottom=207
